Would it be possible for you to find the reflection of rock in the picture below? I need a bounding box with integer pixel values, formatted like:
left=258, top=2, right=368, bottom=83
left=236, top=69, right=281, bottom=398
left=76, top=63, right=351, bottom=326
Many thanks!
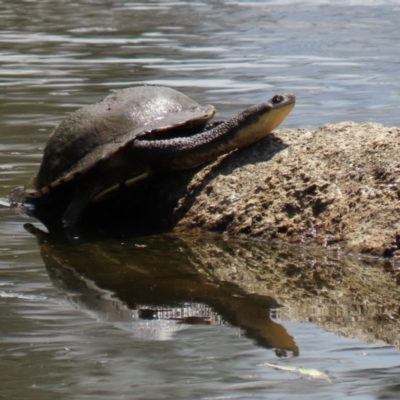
left=27, top=224, right=298, bottom=355
left=180, top=234, right=400, bottom=349
left=27, top=222, right=400, bottom=351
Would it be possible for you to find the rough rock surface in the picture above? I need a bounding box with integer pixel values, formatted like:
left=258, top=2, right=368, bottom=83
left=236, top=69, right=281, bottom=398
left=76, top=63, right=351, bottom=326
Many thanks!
left=171, top=122, right=400, bottom=257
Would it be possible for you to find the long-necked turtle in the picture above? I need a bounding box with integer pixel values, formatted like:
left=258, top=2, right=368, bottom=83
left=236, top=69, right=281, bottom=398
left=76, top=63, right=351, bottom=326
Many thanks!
left=23, top=86, right=295, bottom=229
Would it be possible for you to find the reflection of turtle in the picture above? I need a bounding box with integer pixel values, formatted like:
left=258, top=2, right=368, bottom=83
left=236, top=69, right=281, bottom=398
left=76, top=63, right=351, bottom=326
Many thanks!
left=23, top=86, right=295, bottom=228
left=24, top=222, right=299, bottom=355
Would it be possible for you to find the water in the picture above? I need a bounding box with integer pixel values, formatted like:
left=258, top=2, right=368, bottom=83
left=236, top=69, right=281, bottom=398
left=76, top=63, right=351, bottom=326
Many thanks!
left=1, top=0, right=400, bottom=398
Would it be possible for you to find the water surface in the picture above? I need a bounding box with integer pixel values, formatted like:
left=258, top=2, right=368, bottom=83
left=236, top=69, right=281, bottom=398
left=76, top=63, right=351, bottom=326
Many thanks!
left=1, top=1, right=400, bottom=398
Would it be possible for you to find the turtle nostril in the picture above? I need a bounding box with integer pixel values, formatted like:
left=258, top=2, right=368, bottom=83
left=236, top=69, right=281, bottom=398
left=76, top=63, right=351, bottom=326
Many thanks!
left=272, top=95, right=284, bottom=104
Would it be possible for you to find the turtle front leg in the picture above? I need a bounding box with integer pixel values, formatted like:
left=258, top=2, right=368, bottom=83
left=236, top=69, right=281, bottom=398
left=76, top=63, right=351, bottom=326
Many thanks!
left=61, top=171, right=153, bottom=241
left=61, top=184, right=99, bottom=240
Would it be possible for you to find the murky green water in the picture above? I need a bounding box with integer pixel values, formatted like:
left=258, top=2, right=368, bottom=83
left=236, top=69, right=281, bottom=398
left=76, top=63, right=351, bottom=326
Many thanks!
left=1, top=1, right=400, bottom=398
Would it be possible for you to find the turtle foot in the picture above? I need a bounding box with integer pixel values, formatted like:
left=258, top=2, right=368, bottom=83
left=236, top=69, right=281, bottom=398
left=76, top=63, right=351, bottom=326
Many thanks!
left=63, top=223, right=84, bottom=243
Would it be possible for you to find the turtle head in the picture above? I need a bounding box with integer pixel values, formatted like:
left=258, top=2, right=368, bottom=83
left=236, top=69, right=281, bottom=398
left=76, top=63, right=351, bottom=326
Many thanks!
left=231, top=93, right=296, bottom=147
left=261, top=93, right=296, bottom=132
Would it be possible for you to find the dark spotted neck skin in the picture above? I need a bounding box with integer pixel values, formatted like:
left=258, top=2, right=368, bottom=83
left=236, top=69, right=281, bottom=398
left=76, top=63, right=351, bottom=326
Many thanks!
left=134, top=116, right=244, bottom=170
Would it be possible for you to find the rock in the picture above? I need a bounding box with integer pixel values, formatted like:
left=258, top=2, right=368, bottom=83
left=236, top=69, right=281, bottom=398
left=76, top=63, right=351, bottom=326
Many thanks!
left=171, top=122, right=400, bottom=257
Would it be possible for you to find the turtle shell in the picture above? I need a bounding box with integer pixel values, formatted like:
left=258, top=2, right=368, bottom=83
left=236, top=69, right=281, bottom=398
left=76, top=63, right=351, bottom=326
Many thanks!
left=33, top=86, right=215, bottom=193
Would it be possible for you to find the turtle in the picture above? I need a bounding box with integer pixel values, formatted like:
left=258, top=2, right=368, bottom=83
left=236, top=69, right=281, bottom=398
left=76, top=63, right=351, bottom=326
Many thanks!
left=22, top=86, right=296, bottom=230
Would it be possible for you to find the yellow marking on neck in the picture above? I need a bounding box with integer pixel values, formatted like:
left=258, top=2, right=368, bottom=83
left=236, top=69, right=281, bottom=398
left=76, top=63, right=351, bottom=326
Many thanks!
left=231, top=102, right=295, bottom=148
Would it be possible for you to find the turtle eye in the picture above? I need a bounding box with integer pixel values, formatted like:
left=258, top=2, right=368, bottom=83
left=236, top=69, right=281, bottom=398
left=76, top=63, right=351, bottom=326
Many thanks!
left=272, top=95, right=284, bottom=104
